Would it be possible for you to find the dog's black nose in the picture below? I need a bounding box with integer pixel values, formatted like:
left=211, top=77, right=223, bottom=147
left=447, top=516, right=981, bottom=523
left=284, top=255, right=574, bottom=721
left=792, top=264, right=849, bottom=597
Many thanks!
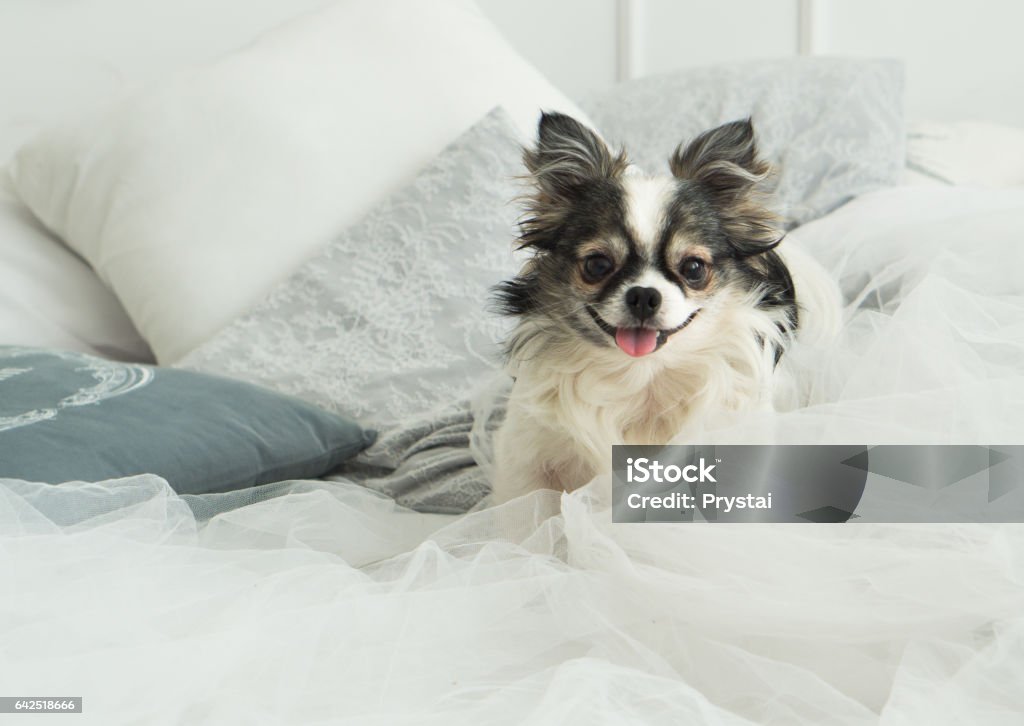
left=625, top=286, right=661, bottom=320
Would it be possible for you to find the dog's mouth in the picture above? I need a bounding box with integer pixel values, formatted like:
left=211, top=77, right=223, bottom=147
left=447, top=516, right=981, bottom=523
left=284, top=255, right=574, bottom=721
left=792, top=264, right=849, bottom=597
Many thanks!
left=586, top=306, right=701, bottom=357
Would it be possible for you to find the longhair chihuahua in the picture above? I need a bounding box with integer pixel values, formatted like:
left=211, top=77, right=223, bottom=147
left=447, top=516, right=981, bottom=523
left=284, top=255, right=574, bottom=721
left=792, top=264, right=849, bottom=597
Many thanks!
left=491, top=112, right=839, bottom=502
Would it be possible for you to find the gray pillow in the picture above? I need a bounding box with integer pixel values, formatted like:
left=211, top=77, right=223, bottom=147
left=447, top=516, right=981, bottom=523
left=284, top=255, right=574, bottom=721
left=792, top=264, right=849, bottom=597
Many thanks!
left=580, top=57, right=905, bottom=227
left=0, top=346, right=374, bottom=494
left=179, top=107, right=523, bottom=428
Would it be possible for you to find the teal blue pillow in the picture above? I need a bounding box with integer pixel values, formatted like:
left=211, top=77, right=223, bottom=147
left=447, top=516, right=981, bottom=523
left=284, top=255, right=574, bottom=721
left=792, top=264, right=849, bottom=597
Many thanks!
left=0, top=347, right=374, bottom=494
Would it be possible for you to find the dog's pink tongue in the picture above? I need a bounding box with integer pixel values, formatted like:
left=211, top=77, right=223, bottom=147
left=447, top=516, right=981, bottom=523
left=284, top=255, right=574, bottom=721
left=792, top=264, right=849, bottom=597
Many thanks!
left=615, top=327, right=659, bottom=357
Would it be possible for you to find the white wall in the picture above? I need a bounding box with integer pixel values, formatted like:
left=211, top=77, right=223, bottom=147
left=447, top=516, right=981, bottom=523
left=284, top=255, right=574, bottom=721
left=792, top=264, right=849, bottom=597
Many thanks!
left=1, top=0, right=1021, bottom=143
left=475, top=0, right=620, bottom=96
left=815, top=0, right=1024, bottom=125
left=0, top=0, right=335, bottom=162
left=638, top=0, right=799, bottom=77
left=478, top=0, right=1024, bottom=124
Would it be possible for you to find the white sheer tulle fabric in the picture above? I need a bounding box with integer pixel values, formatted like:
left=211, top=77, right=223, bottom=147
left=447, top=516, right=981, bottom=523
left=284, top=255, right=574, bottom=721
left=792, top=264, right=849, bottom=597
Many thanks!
left=3, top=187, right=1024, bottom=724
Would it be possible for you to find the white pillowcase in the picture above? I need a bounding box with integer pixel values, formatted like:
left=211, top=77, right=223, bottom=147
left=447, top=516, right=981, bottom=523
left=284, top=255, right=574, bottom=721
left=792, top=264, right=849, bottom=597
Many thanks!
left=0, top=175, right=152, bottom=361
left=10, top=0, right=588, bottom=363
left=907, top=121, right=1024, bottom=187
left=0, top=0, right=330, bottom=362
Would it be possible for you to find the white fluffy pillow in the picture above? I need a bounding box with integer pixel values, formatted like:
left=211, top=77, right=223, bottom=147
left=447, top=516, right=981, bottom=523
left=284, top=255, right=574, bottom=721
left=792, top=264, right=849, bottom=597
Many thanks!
left=0, top=176, right=152, bottom=361
left=10, top=0, right=587, bottom=363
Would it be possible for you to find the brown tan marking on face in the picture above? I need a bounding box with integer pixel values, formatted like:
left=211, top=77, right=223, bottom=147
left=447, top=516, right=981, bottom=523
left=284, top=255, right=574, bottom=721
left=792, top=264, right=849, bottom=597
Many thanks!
left=665, top=233, right=718, bottom=297
left=573, top=236, right=629, bottom=289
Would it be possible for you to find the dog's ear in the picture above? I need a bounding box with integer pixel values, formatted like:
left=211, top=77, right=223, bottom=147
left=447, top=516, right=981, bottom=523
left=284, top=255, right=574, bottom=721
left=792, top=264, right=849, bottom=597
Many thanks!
left=524, top=112, right=627, bottom=201
left=669, top=118, right=770, bottom=198
left=670, top=119, right=780, bottom=256
left=518, top=112, right=627, bottom=250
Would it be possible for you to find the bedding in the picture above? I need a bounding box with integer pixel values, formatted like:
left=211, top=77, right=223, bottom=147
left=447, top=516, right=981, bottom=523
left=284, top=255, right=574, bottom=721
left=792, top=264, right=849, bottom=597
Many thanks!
left=0, top=346, right=373, bottom=494
left=906, top=120, right=1024, bottom=186
left=9, top=0, right=589, bottom=364
left=177, top=107, right=527, bottom=512
left=178, top=108, right=522, bottom=429
left=0, top=176, right=152, bottom=360
left=790, top=185, right=1024, bottom=307
left=2, top=470, right=1023, bottom=723
left=580, top=58, right=906, bottom=227
left=5, top=186, right=1023, bottom=722
left=0, top=0, right=334, bottom=361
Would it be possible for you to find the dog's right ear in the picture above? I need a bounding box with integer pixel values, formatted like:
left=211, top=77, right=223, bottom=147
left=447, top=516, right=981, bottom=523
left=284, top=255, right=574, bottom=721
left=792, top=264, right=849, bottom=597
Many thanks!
left=519, top=112, right=626, bottom=250
left=524, top=112, right=626, bottom=202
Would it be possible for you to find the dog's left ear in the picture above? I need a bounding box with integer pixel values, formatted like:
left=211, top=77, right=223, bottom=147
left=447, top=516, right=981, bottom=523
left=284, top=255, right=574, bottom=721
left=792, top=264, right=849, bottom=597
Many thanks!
left=669, top=118, right=769, bottom=196
left=670, top=119, right=779, bottom=255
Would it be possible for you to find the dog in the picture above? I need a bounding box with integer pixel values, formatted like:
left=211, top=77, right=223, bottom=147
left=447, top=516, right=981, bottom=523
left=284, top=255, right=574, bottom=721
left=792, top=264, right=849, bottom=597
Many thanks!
left=490, top=112, right=840, bottom=502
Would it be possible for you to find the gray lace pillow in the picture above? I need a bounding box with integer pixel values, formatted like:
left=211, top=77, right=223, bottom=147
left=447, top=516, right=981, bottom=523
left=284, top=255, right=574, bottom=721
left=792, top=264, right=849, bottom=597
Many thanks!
left=581, top=57, right=905, bottom=227
left=179, top=108, right=523, bottom=428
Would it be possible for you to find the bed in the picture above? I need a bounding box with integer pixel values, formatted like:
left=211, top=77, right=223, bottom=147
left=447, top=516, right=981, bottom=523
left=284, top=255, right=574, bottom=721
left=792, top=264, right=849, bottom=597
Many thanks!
left=3, top=1, right=1024, bottom=724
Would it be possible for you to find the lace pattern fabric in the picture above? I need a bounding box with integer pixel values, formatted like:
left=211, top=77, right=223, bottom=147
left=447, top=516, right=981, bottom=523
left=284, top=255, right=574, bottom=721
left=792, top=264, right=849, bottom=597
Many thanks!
left=179, top=108, right=524, bottom=430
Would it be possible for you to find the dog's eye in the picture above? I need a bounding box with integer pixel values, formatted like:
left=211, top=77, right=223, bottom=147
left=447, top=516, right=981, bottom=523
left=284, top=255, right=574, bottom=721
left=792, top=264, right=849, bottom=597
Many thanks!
left=582, top=254, right=614, bottom=282
left=680, top=257, right=709, bottom=287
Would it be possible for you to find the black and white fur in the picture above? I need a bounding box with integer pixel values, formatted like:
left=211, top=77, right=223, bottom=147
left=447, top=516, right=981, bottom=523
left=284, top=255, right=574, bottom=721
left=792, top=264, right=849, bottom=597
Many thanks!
left=491, top=112, right=839, bottom=502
